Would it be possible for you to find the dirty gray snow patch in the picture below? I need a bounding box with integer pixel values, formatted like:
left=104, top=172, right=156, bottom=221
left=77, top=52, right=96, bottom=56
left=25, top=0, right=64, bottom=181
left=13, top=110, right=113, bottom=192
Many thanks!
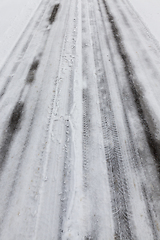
left=26, top=59, right=40, bottom=83
left=49, top=4, right=60, bottom=24
left=0, top=102, right=24, bottom=169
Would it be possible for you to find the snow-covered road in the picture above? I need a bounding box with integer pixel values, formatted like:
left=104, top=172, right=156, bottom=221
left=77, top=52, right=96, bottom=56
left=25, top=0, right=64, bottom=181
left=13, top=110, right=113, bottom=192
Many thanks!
left=0, top=0, right=160, bottom=239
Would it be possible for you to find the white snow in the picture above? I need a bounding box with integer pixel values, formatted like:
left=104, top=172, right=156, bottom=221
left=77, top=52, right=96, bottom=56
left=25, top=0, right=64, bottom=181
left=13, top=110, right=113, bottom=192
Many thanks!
left=0, top=0, right=160, bottom=68
left=0, top=0, right=160, bottom=239
left=0, top=0, right=42, bottom=69
left=128, top=0, right=160, bottom=44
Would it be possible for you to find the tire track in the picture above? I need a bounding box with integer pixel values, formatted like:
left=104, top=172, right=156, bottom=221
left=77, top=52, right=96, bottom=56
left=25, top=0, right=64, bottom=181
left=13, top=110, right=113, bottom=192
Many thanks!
left=142, top=184, right=159, bottom=240
left=97, top=0, right=160, bottom=238
left=82, top=1, right=100, bottom=238
left=102, top=0, right=160, bottom=178
left=82, top=88, right=90, bottom=189
left=82, top=0, right=91, bottom=191
left=58, top=120, right=72, bottom=239
left=82, top=0, right=115, bottom=237
left=87, top=0, right=137, bottom=238
left=0, top=0, right=65, bottom=235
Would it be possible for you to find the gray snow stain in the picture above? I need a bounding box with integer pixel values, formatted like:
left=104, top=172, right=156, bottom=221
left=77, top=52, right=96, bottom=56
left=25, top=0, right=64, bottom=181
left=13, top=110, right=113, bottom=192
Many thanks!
left=26, top=59, right=39, bottom=83
left=85, top=236, right=94, bottom=240
left=0, top=102, right=24, bottom=169
left=49, top=4, right=60, bottom=24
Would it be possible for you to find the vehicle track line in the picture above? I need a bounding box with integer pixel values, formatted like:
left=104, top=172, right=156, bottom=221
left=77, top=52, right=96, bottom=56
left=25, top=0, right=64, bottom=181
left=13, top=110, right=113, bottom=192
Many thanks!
left=100, top=0, right=160, bottom=238
left=0, top=0, right=66, bottom=235
left=102, top=0, right=160, bottom=178
left=88, top=0, right=136, bottom=238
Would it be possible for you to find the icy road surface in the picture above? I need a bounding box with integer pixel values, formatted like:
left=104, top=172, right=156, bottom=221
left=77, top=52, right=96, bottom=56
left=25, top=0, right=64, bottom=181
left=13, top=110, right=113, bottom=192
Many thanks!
left=0, top=0, right=160, bottom=239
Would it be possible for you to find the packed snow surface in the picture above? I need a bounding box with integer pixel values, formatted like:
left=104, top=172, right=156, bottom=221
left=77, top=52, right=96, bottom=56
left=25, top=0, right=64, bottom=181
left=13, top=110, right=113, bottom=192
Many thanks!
left=0, top=0, right=160, bottom=239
